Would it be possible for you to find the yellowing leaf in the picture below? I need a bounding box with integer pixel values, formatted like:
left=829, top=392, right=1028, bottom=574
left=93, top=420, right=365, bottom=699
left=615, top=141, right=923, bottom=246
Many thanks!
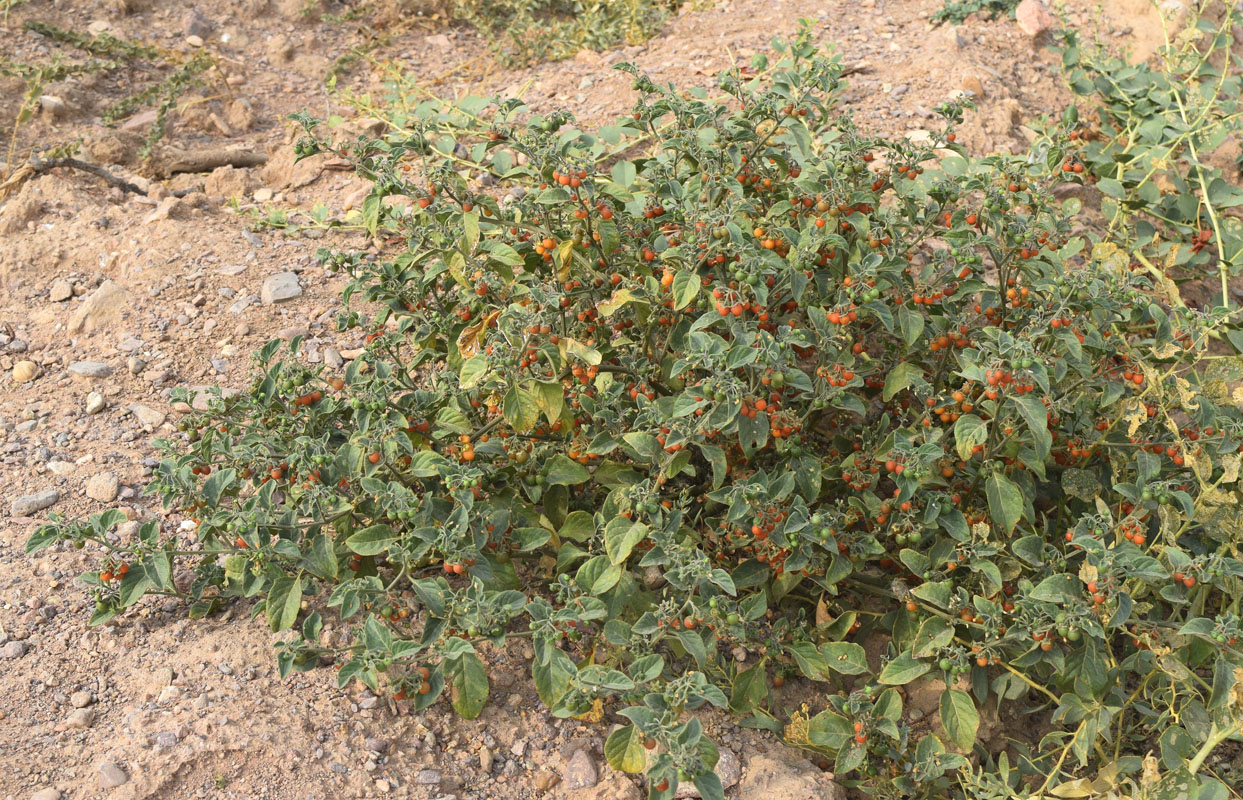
left=598, top=288, right=640, bottom=317
left=555, top=238, right=576, bottom=270
left=1221, top=453, right=1240, bottom=484
left=455, top=309, right=500, bottom=359
left=1091, top=241, right=1129, bottom=277
left=572, top=697, right=605, bottom=722
left=1122, top=398, right=1148, bottom=437
left=560, top=337, right=602, bottom=366
left=815, top=595, right=831, bottom=627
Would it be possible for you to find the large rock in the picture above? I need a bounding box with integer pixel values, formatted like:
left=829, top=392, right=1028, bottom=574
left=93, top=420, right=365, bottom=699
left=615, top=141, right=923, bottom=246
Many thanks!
left=261, top=272, right=302, bottom=304
left=568, top=774, right=641, bottom=800
left=49, top=279, right=73, bottom=302
left=97, top=761, right=128, bottom=789
left=85, top=472, right=120, bottom=502
left=561, top=749, right=599, bottom=790
left=68, top=280, right=130, bottom=334
left=129, top=405, right=166, bottom=431
left=739, top=752, right=844, bottom=800
left=0, top=641, right=28, bottom=659
left=11, top=490, right=59, bottom=516
left=1015, top=0, right=1055, bottom=38
left=68, top=361, right=112, bottom=378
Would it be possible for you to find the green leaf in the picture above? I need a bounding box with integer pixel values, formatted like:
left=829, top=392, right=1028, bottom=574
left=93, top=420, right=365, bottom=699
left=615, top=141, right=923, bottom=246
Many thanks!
left=347, top=524, right=397, bottom=556
left=449, top=653, right=489, bottom=719
left=1010, top=394, right=1052, bottom=461
left=1030, top=573, right=1080, bottom=604
left=559, top=511, right=596, bottom=542
left=693, top=771, right=724, bottom=800
left=878, top=651, right=930, bottom=685
left=954, top=414, right=988, bottom=460
left=911, top=617, right=955, bottom=659
left=362, top=193, right=381, bottom=235
left=202, top=468, right=236, bottom=507
left=267, top=573, right=302, bottom=632
left=789, top=642, right=830, bottom=680
left=883, top=361, right=925, bottom=402
left=985, top=472, right=1023, bottom=534
left=503, top=384, right=541, bottom=433
left=699, top=444, right=727, bottom=489
left=576, top=555, right=622, bottom=594
left=302, top=533, right=339, bottom=580
left=459, top=355, right=489, bottom=389
left=604, top=725, right=648, bottom=773
left=939, top=688, right=979, bottom=751
left=671, top=270, right=699, bottom=310
left=604, top=517, right=647, bottom=564
left=546, top=454, right=590, bottom=485
left=487, top=242, right=524, bottom=267
left=898, top=304, right=925, bottom=346
left=808, top=709, right=852, bottom=749
left=611, top=160, right=637, bottom=187
left=729, top=661, right=769, bottom=713
left=820, top=641, right=870, bottom=675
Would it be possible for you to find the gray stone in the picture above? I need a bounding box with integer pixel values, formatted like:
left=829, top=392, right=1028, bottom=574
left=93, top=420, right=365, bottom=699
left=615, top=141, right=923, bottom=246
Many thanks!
left=155, top=730, right=179, bottom=747
left=127, top=357, right=147, bottom=374
left=85, top=392, right=106, bottom=415
left=70, top=691, right=93, bottom=708
left=0, top=640, right=28, bottom=658
left=85, top=472, right=120, bottom=502
left=129, top=405, right=166, bottom=431
left=184, top=10, right=213, bottom=38
left=228, top=295, right=259, bottom=314
left=364, top=737, right=390, bottom=753
left=11, top=490, right=59, bottom=516
left=97, top=761, right=128, bottom=789
left=261, top=272, right=302, bottom=305
left=68, top=361, right=112, bottom=378
left=414, top=770, right=442, bottom=785
left=561, top=749, right=598, bottom=790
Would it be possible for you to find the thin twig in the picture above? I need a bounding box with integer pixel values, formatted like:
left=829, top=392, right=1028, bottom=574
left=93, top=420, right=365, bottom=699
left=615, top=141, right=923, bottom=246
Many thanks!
left=29, top=155, right=147, bottom=193
left=19, top=155, right=203, bottom=198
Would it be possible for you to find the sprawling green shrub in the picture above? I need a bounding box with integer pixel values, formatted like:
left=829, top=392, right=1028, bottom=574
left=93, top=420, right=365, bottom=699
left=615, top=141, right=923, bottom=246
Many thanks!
left=449, top=0, right=688, bottom=65
left=31, top=26, right=1243, bottom=800
left=932, top=0, right=1019, bottom=27
left=1059, top=0, right=1243, bottom=307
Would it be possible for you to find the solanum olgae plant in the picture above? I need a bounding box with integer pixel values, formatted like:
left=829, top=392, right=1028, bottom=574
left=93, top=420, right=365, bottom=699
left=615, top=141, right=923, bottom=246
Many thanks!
left=31, top=24, right=1243, bottom=800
